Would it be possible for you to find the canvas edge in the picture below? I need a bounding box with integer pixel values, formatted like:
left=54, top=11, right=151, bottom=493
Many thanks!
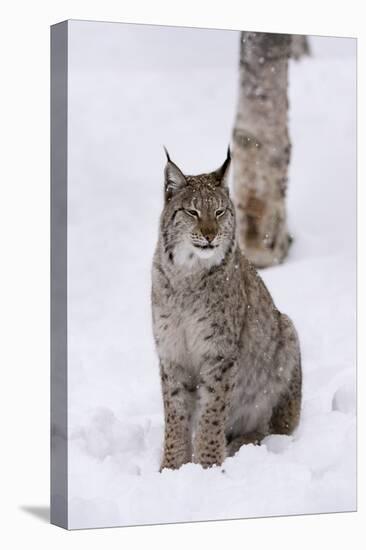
left=50, top=19, right=69, bottom=530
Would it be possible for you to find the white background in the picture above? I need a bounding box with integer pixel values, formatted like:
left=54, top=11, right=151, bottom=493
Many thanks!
left=0, top=0, right=364, bottom=548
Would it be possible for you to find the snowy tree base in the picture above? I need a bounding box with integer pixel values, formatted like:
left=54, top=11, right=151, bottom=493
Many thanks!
left=241, top=237, right=291, bottom=269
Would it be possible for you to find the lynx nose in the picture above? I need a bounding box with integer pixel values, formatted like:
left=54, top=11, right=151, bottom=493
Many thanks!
left=202, top=229, right=216, bottom=243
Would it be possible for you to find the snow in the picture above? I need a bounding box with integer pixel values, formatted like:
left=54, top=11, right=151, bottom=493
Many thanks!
left=66, top=21, right=356, bottom=529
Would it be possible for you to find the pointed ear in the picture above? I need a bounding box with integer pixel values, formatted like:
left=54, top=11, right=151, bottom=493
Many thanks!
left=213, top=147, right=231, bottom=186
left=163, top=148, right=187, bottom=200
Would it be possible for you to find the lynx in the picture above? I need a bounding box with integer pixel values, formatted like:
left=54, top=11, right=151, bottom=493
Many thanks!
left=151, top=148, right=301, bottom=470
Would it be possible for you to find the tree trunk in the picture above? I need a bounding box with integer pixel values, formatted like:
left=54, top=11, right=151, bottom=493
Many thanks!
left=232, top=32, right=308, bottom=268
left=291, top=34, right=310, bottom=60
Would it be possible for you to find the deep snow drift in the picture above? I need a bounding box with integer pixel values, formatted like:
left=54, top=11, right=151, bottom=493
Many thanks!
left=66, top=22, right=356, bottom=528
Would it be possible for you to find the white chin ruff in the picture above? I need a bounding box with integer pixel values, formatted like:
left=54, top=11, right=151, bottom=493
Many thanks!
left=193, top=246, right=216, bottom=259
left=174, top=241, right=224, bottom=269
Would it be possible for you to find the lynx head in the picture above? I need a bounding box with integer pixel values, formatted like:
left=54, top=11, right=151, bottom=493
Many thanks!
left=160, top=148, right=236, bottom=268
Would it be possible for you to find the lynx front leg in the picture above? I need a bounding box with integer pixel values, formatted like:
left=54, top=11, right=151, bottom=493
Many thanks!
left=193, top=360, right=236, bottom=468
left=160, top=363, right=193, bottom=471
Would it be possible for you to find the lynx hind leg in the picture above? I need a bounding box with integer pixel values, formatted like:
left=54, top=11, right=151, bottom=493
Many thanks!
left=270, top=358, right=302, bottom=435
left=226, top=431, right=265, bottom=457
left=269, top=313, right=302, bottom=435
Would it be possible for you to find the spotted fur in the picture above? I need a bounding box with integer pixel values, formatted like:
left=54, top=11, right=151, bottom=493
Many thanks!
left=151, top=150, right=301, bottom=470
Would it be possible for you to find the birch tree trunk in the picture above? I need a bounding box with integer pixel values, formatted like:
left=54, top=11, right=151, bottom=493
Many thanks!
left=232, top=32, right=308, bottom=268
left=291, top=34, right=310, bottom=60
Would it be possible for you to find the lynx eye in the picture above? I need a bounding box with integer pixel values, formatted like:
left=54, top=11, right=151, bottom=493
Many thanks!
left=184, top=208, right=199, bottom=218
left=216, top=208, right=226, bottom=218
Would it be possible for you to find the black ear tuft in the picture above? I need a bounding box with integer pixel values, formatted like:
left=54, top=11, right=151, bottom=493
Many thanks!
left=213, top=146, right=232, bottom=186
left=163, top=145, right=171, bottom=162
